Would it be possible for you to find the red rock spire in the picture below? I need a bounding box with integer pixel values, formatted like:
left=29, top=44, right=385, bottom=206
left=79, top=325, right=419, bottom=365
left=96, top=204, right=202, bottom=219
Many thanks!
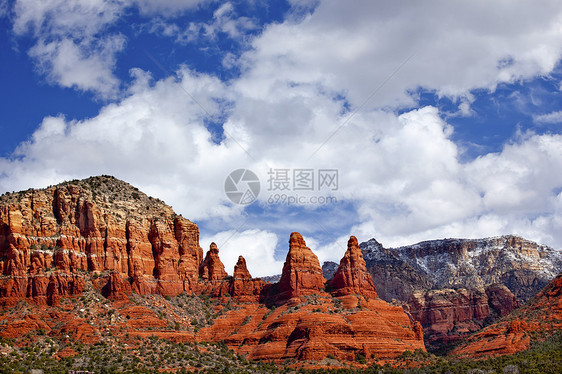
left=199, top=243, right=228, bottom=281
left=328, top=236, right=377, bottom=298
left=276, top=232, right=325, bottom=302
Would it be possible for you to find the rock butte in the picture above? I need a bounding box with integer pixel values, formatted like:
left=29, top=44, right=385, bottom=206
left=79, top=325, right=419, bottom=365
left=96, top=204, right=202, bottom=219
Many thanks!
left=0, top=176, right=425, bottom=363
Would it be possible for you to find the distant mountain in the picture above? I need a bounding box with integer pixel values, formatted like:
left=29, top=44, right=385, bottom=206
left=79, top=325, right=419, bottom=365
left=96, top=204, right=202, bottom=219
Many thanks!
left=261, top=274, right=281, bottom=283
left=360, top=235, right=562, bottom=303
left=361, top=235, right=562, bottom=350
left=322, top=261, right=339, bottom=280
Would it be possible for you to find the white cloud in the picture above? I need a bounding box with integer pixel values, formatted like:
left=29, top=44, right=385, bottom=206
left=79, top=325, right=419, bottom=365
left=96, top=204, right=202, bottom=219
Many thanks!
left=132, top=0, right=208, bottom=16
left=12, top=0, right=121, bottom=37
left=29, top=36, right=125, bottom=97
left=150, top=2, right=256, bottom=45
left=3, top=0, right=562, bottom=278
left=534, top=110, right=562, bottom=124
left=238, top=0, right=562, bottom=109
left=12, top=0, right=127, bottom=98
left=0, top=67, right=249, bottom=221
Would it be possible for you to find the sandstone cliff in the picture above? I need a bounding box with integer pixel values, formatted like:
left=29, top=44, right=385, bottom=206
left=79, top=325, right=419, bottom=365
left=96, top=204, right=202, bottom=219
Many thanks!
left=199, top=243, right=228, bottom=281
left=0, top=177, right=429, bottom=364
left=229, top=256, right=265, bottom=302
left=0, top=176, right=203, bottom=304
left=199, top=234, right=425, bottom=362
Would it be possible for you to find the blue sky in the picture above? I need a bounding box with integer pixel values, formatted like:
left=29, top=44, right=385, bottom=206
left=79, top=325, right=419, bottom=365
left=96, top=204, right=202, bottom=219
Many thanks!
left=1, top=0, right=562, bottom=276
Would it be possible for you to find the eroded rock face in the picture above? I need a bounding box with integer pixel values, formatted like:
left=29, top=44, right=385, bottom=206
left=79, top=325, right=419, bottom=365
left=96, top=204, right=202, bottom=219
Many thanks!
left=454, top=273, right=562, bottom=358
left=408, top=284, right=520, bottom=349
left=0, top=203, right=429, bottom=365
left=485, top=283, right=520, bottom=317
left=328, top=236, right=377, bottom=299
left=274, top=232, right=326, bottom=303
left=0, top=176, right=202, bottom=305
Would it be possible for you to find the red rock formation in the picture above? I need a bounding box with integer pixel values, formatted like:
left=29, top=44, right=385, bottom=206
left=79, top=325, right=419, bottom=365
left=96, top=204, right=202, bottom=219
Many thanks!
left=0, top=176, right=202, bottom=304
left=194, top=243, right=230, bottom=297
left=233, top=256, right=251, bottom=279
left=274, top=232, right=325, bottom=304
left=46, top=273, right=85, bottom=306
left=485, top=283, right=520, bottom=316
left=199, top=296, right=425, bottom=362
left=199, top=243, right=228, bottom=281
left=328, top=236, right=377, bottom=298
left=454, top=273, right=562, bottom=358
left=230, top=256, right=265, bottom=302
left=408, top=284, right=519, bottom=348
left=0, top=179, right=430, bottom=366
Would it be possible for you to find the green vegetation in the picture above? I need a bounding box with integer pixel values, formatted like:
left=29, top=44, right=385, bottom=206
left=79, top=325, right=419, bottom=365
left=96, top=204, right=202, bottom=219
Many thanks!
left=0, top=331, right=559, bottom=373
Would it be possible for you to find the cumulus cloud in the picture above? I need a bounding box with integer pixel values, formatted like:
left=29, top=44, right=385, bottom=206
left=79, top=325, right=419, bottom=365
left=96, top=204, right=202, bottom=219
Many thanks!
left=238, top=0, right=562, bottom=109
left=0, top=67, right=249, bottom=221
left=28, top=35, right=125, bottom=96
left=12, top=0, right=126, bottom=98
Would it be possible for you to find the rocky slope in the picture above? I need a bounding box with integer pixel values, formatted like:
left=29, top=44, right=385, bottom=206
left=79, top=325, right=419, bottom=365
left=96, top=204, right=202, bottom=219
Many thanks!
left=0, top=176, right=425, bottom=364
left=453, top=272, right=562, bottom=358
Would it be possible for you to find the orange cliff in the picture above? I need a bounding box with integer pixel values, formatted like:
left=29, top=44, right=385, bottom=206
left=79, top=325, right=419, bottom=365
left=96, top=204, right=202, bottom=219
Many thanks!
left=265, top=232, right=326, bottom=305
left=230, top=255, right=265, bottom=302
left=0, top=176, right=203, bottom=305
left=407, top=283, right=519, bottom=349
